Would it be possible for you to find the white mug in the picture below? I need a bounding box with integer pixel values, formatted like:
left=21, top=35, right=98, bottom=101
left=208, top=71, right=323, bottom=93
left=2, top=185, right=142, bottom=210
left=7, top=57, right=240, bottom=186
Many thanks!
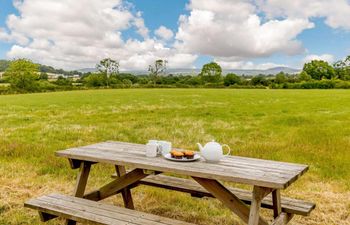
left=145, top=143, right=158, bottom=157
left=148, top=140, right=162, bottom=155
left=158, top=141, right=172, bottom=156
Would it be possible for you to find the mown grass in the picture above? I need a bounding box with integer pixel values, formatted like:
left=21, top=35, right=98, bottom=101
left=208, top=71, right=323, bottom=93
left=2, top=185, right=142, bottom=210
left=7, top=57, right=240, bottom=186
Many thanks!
left=0, top=89, right=349, bottom=224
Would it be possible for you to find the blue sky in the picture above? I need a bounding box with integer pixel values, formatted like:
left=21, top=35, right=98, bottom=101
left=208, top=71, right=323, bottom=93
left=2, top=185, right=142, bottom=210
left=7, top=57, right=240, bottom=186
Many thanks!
left=0, top=0, right=16, bottom=59
left=0, top=0, right=350, bottom=70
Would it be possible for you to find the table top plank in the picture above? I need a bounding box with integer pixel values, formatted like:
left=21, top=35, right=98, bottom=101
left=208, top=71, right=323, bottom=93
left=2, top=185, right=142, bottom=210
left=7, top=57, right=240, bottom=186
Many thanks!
left=56, top=141, right=309, bottom=189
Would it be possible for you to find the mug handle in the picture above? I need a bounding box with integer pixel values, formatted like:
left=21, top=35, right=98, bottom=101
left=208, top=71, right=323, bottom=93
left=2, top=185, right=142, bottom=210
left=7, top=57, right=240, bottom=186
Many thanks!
left=222, top=144, right=231, bottom=156
left=157, top=144, right=163, bottom=155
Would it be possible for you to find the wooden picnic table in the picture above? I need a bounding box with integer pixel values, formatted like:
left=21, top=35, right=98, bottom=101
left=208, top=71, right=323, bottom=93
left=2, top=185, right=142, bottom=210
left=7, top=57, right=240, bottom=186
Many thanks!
left=52, top=141, right=311, bottom=225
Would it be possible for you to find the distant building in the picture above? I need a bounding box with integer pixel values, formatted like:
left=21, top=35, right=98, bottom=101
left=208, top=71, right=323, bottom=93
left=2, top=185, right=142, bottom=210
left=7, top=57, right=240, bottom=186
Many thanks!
left=47, top=73, right=80, bottom=81
left=47, top=73, right=63, bottom=80
left=0, top=71, right=80, bottom=81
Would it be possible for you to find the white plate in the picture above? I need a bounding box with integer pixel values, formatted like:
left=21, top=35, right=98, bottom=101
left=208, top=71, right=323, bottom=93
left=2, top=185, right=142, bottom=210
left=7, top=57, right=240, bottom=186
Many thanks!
left=163, top=153, right=201, bottom=162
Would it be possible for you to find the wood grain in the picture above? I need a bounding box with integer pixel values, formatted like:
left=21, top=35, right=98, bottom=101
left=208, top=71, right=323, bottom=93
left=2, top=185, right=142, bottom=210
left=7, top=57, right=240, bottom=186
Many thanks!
left=248, top=186, right=271, bottom=225
left=270, top=213, right=293, bottom=225
left=110, top=173, right=315, bottom=216
left=66, top=161, right=91, bottom=225
left=56, top=141, right=309, bottom=189
left=84, top=168, right=148, bottom=201
left=192, top=177, right=267, bottom=225
left=115, top=165, right=134, bottom=209
left=25, top=193, right=197, bottom=225
left=272, top=189, right=282, bottom=218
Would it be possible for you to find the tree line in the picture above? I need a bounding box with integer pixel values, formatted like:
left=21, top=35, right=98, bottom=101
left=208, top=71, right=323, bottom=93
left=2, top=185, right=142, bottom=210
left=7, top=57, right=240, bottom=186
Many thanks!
left=1, top=55, right=350, bottom=94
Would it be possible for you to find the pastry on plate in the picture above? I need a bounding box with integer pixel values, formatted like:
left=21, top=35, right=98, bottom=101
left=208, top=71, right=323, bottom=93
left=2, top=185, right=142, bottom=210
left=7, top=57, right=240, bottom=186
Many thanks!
left=183, top=150, right=194, bottom=159
left=170, top=150, right=184, bottom=159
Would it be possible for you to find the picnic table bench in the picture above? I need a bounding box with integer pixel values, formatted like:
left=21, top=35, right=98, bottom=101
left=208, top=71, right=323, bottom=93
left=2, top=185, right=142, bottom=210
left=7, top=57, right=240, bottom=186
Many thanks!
left=25, top=141, right=315, bottom=225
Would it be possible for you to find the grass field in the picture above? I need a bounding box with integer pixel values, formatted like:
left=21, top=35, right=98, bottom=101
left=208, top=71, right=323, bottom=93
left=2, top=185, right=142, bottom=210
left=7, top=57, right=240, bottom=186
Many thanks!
left=0, top=89, right=349, bottom=225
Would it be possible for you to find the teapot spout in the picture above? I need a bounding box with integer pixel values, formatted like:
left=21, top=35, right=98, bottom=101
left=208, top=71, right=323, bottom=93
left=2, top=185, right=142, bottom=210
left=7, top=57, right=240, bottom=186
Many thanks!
left=197, top=143, right=203, bottom=151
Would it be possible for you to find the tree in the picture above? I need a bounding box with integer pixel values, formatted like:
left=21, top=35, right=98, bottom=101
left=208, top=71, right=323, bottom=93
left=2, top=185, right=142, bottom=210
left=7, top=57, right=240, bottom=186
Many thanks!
left=4, top=59, right=39, bottom=91
left=96, top=58, right=119, bottom=87
left=148, top=59, right=168, bottom=82
left=54, top=76, right=72, bottom=86
left=333, top=55, right=350, bottom=80
left=39, top=72, right=48, bottom=80
left=0, top=60, right=10, bottom=72
left=251, top=75, right=269, bottom=86
left=200, top=62, right=222, bottom=83
left=224, top=73, right=240, bottom=86
left=184, top=76, right=202, bottom=85
left=84, top=73, right=106, bottom=87
left=303, top=60, right=335, bottom=80
left=275, top=72, right=287, bottom=84
left=298, top=71, right=312, bottom=81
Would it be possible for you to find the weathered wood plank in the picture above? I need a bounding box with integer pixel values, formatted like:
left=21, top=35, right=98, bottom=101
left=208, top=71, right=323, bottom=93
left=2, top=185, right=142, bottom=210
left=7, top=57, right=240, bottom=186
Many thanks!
left=49, top=193, right=196, bottom=225
left=66, top=161, right=91, bottom=225
left=68, top=146, right=301, bottom=179
left=111, top=173, right=315, bottom=216
left=272, top=189, right=282, bottom=218
left=66, top=143, right=307, bottom=174
left=56, top=141, right=309, bottom=189
left=248, top=186, right=271, bottom=225
left=61, top=149, right=285, bottom=186
left=192, top=177, right=268, bottom=225
left=73, top=161, right=91, bottom=197
left=25, top=194, right=197, bottom=225
left=91, top=141, right=308, bottom=171
left=270, top=213, right=294, bottom=225
left=115, top=165, right=134, bottom=209
left=84, top=168, right=148, bottom=201
left=51, top=194, right=195, bottom=225
left=26, top=198, right=121, bottom=225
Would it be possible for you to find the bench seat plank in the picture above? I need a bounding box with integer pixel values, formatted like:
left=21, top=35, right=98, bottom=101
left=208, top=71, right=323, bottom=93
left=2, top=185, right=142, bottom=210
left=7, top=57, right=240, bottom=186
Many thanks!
left=25, top=193, right=196, bottom=225
left=112, top=173, right=315, bottom=216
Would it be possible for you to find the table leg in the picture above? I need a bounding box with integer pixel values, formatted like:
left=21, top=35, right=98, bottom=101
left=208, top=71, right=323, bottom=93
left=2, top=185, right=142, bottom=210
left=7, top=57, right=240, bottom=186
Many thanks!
left=248, top=186, right=272, bottom=225
left=272, top=189, right=282, bottom=218
left=271, top=213, right=294, bottom=225
left=115, top=165, right=134, bottom=209
left=84, top=168, right=148, bottom=201
left=192, top=177, right=269, bottom=225
left=66, top=161, right=91, bottom=225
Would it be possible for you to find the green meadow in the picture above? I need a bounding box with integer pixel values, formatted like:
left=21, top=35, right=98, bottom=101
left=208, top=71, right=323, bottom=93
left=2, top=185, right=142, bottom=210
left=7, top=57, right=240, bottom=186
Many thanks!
left=0, top=89, right=349, bottom=224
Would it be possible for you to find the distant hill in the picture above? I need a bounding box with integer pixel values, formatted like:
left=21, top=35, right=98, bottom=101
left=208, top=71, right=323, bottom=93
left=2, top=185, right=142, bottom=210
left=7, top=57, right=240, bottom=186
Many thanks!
left=78, top=66, right=300, bottom=75
left=78, top=68, right=98, bottom=73
left=1, top=59, right=300, bottom=76
left=79, top=66, right=300, bottom=76
left=0, top=59, right=82, bottom=75
left=223, top=67, right=300, bottom=75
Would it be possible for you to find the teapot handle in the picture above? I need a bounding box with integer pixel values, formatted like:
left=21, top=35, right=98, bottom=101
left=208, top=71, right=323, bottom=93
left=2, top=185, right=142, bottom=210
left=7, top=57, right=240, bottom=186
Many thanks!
left=222, top=144, right=231, bottom=156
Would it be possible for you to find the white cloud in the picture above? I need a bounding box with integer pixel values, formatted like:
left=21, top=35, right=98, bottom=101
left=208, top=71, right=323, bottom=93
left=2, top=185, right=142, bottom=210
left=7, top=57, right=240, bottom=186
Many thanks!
left=133, top=12, right=149, bottom=39
left=257, top=0, right=350, bottom=30
left=0, top=28, right=10, bottom=41
left=155, top=26, right=174, bottom=41
left=1, top=0, right=349, bottom=70
left=175, top=0, right=314, bottom=59
left=303, top=54, right=335, bottom=64
left=0, top=0, right=197, bottom=70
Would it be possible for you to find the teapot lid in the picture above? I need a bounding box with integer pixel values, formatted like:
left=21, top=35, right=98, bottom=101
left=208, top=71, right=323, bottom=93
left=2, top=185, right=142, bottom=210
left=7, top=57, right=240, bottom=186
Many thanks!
left=205, top=140, right=221, bottom=148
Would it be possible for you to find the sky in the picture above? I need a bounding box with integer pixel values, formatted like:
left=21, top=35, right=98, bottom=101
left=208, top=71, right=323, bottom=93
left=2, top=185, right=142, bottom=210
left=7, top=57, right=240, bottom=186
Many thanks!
left=0, top=0, right=350, bottom=71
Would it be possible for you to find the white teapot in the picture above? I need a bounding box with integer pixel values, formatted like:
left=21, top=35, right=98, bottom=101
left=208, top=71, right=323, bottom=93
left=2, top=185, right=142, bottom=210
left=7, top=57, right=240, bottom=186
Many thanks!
left=197, top=140, right=231, bottom=162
